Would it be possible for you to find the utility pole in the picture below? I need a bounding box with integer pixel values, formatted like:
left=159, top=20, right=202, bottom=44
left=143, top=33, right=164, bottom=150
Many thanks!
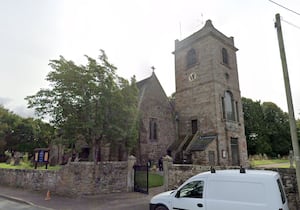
left=275, top=13, right=300, bottom=197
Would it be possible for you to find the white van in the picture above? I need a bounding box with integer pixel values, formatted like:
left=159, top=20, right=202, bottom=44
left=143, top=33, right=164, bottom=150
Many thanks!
left=150, top=169, right=289, bottom=210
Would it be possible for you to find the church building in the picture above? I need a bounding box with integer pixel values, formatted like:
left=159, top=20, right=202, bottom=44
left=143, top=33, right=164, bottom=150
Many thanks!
left=137, top=20, right=248, bottom=166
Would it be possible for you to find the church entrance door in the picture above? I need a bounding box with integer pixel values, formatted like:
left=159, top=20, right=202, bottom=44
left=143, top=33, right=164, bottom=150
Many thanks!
left=230, top=138, right=240, bottom=166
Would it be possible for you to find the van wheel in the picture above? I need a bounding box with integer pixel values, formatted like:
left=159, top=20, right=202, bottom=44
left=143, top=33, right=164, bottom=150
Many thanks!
left=155, top=205, right=168, bottom=210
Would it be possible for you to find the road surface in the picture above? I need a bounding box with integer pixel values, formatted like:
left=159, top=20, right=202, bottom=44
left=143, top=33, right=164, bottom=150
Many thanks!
left=0, top=197, right=47, bottom=210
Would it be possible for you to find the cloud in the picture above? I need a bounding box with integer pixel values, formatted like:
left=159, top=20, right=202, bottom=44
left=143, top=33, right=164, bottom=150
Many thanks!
left=0, top=98, right=35, bottom=118
left=0, top=97, right=12, bottom=106
left=12, top=105, right=35, bottom=118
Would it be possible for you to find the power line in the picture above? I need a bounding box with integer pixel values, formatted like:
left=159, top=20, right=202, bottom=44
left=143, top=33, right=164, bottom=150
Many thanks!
left=268, top=0, right=300, bottom=16
left=281, top=18, right=300, bottom=30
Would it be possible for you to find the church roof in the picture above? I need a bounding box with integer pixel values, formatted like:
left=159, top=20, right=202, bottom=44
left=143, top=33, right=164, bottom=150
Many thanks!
left=174, top=19, right=238, bottom=52
left=136, top=73, right=152, bottom=109
left=189, top=135, right=217, bottom=152
left=136, top=74, right=151, bottom=90
left=136, top=71, right=171, bottom=110
left=136, top=71, right=163, bottom=90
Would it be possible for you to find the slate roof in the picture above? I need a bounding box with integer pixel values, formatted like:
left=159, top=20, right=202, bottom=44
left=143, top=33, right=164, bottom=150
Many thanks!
left=135, top=72, right=172, bottom=111
left=136, top=75, right=151, bottom=90
left=189, top=135, right=217, bottom=152
left=135, top=73, right=153, bottom=109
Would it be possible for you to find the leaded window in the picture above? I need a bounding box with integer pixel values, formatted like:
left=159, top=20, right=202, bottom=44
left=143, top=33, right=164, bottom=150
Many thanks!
left=149, top=118, right=158, bottom=140
left=223, top=91, right=235, bottom=121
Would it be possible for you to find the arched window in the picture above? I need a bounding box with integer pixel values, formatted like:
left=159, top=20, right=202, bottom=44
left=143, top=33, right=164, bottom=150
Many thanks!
left=186, top=48, right=197, bottom=68
left=222, top=48, right=228, bottom=65
left=149, top=118, right=158, bottom=140
left=223, top=91, right=235, bottom=121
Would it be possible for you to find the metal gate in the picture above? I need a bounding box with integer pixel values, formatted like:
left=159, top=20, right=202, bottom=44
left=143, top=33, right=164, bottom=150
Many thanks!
left=133, top=165, right=149, bottom=194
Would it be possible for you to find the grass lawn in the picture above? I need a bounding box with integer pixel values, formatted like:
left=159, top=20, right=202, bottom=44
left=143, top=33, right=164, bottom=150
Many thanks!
left=149, top=173, right=164, bottom=188
left=0, top=162, right=61, bottom=170
left=250, top=159, right=293, bottom=168
left=135, top=171, right=164, bottom=188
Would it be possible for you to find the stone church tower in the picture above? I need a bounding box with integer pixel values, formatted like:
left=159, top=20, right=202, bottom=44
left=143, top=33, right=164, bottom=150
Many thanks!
left=173, top=20, right=248, bottom=166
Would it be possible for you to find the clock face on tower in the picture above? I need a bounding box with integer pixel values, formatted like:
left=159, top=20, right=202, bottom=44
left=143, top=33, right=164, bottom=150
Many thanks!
left=188, top=72, right=196, bottom=81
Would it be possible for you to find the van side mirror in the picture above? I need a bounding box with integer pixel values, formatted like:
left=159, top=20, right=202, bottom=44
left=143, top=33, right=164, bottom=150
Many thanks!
left=175, top=190, right=181, bottom=198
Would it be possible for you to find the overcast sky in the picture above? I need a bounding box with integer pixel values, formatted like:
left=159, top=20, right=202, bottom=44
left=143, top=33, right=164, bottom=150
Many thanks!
left=0, top=0, right=300, bottom=118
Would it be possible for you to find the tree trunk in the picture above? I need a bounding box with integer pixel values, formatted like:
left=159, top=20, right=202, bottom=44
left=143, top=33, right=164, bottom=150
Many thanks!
left=92, top=137, right=101, bottom=164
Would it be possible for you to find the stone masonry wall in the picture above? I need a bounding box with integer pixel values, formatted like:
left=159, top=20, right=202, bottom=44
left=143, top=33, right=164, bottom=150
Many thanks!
left=174, top=21, right=247, bottom=167
left=163, top=158, right=299, bottom=210
left=138, top=74, right=176, bottom=164
left=274, top=168, right=299, bottom=210
left=166, top=164, right=241, bottom=190
left=0, top=161, right=132, bottom=196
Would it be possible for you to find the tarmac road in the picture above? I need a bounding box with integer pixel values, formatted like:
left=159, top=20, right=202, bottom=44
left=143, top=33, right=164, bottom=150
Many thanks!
left=0, top=197, right=47, bottom=210
left=65, top=191, right=151, bottom=210
left=0, top=185, right=163, bottom=210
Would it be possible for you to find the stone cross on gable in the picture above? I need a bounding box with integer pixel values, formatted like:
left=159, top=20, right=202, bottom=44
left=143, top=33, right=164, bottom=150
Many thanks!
left=151, top=66, right=155, bottom=72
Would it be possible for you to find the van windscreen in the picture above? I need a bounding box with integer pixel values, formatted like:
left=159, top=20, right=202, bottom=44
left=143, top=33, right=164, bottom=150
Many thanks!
left=277, top=178, right=286, bottom=204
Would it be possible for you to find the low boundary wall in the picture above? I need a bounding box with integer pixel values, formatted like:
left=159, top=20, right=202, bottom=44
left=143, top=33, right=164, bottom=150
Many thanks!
left=0, top=156, right=137, bottom=196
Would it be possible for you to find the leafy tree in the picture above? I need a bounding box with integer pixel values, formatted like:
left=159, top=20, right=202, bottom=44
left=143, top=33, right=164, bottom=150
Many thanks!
left=25, top=50, right=139, bottom=162
left=242, top=98, right=292, bottom=157
left=262, top=102, right=291, bottom=156
left=0, top=106, right=15, bottom=154
left=7, top=118, right=54, bottom=153
left=0, top=105, right=53, bottom=157
left=6, top=118, right=35, bottom=152
left=242, top=98, right=270, bottom=155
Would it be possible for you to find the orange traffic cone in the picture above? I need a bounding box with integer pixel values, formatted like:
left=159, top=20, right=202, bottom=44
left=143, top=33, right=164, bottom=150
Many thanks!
left=45, top=190, right=51, bottom=200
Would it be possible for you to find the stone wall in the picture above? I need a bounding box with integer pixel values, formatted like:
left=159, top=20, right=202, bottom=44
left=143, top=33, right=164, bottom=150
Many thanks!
left=275, top=168, right=299, bottom=210
left=137, top=73, right=176, bottom=164
left=163, top=157, right=299, bottom=210
left=0, top=168, right=57, bottom=191
left=164, top=163, right=241, bottom=190
left=55, top=161, right=129, bottom=195
left=0, top=159, right=135, bottom=196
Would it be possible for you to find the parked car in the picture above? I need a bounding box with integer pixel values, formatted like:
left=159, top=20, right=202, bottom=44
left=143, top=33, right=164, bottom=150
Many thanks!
left=150, top=168, right=289, bottom=210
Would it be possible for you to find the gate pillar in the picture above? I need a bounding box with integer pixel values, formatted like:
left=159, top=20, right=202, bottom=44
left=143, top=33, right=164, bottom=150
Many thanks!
left=163, top=155, right=173, bottom=191
left=127, top=155, right=136, bottom=192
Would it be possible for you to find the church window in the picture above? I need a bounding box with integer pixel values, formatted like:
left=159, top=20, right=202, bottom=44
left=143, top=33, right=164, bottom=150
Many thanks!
left=186, top=48, right=197, bottom=68
left=191, top=119, right=198, bottom=134
left=221, top=97, right=226, bottom=119
left=149, top=118, right=158, bottom=141
left=222, top=48, right=229, bottom=65
left=223, top=91, right=235, bottom=121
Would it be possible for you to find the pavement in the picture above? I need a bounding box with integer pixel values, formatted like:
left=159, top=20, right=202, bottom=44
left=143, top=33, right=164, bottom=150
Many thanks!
left=0, top=185, right=164, bottom=210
